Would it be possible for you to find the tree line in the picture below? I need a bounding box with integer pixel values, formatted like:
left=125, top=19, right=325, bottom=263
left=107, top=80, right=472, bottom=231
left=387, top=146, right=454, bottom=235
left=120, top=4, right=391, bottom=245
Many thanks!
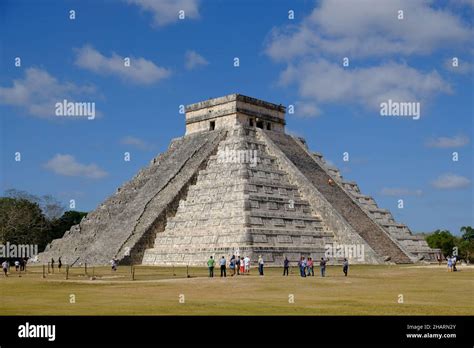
left=0, top=189, right=87, bottom=252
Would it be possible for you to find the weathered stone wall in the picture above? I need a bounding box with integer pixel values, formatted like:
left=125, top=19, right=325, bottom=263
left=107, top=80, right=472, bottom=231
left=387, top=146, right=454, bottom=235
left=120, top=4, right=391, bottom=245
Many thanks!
left=143, top=126, right=338, bottom=266
left=258, top=130, right=382, bottom=264
left=35, top=130, right=226, bottom=265
left=264, top=130, right=413, bottom=264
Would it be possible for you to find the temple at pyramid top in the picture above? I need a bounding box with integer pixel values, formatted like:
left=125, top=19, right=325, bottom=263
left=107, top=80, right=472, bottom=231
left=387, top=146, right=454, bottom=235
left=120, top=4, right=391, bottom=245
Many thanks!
left=185, top=94, right=286, bottom=135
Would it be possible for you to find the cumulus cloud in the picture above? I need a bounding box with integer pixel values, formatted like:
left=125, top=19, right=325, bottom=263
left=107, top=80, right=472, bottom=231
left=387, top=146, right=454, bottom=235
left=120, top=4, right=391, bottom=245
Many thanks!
left=74, top=45, right=170, bottom=85
left=381, top=188, right=423, bottom=196
left=0, top=68, right=96, bottom=118
left=265, top=0, right=470, bottom=114
left=126, top=0, right=199, bottom=27
left=120, top=136, right=153, bottom=150
left=293, top=101, right=321, bottom=118
left=426, top=135, right=470, bottom=148
left=185, top=50, right=208, bottom=70
left=266, top=0, right=472, bottom=61
left=44, top=154, right=108, bottom=179
left=280, top=59, right=451, bottom=112
left=431, top=174, right=470, bottom=189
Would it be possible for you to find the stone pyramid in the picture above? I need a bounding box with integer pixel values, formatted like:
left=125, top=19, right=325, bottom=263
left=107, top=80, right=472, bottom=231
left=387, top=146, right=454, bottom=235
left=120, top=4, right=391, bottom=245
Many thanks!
left=37, top=94, right=439, bottom=266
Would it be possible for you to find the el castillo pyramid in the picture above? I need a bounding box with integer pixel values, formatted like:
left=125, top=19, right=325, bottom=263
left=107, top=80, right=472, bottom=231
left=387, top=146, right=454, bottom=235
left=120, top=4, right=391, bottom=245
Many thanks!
left=37, top=94, right=440, bottom=266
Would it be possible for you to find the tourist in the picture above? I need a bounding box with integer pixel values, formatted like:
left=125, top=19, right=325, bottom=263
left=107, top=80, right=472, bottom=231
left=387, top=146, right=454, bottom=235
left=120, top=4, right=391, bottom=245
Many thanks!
left=258, top=255, right=264, bottom=276
left=298, top=257, right=306, bottom=277
left=2, top=260, right=8, bottom=277
left=111, top=258, right=118, bottom=272
left=58, top=257, right=62, bottom=272
left=220, top=256, right=227, bottom=277
left=240, top=256, right=245, bottom=274
left=283, top=257, right=289, bottom=276
left=236, top=256, right=241, bottom=275
left=320, top=257, right=327, bottom=277
left=307, top=257, right=314, bottom=276
left=230, top=255, right=236, bottom=276
left=343, top=258, right=349, bottom=277
left=452, top=256, right=458, bottom=272
left=51, top=258, right=55, bottom=272
left=244, top=256, right=250, bottom=274
left=14, top=260, right=20, bottom=272
left=207, top=256, right=215, bottom=277
left=447, top=256, right=452, bottom=272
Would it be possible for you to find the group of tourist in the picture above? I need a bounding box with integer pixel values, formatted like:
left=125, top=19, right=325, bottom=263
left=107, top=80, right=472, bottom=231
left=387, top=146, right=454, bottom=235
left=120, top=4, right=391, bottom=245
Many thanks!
left=296, top=256, right=348, bottom=277
left=207, top=255, right=256, bottom=277
left=2, top=258, right=29, bottom=277
left=206, top=255, right=350, bottom=278
left=447, top=255, right=458, bottom=272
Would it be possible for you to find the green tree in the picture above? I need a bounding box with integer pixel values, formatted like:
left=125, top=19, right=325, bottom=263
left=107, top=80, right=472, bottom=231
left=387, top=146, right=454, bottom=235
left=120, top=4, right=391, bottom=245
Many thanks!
left=49, top=211, right=88, bottom=241
left=458, top=226, right=474, bottom=263
left=426, top=230, right=457, bottom=257
left=0, top=197, right=50, bottom=250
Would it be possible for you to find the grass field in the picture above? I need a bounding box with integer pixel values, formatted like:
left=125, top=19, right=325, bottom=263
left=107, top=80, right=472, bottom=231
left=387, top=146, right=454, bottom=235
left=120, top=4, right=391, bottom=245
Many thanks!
left=1, top=264, right=473, bottom=315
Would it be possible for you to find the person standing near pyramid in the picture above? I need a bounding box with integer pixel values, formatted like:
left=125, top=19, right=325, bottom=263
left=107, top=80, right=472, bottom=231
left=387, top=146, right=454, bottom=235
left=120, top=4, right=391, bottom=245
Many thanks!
left=219, top=256, right=227, bottom=277
left=207, top=256, right=215, bottom=277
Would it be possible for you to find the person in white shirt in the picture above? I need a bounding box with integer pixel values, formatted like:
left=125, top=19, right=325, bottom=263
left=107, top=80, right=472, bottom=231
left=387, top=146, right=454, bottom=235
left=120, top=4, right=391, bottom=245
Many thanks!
left=219, top=256, right=227, bottom=277
left=244, top=256, right=250, bottom=274
left=258, top=255, right=264, bottom=276
left=2, top=260, right=9, bottom=277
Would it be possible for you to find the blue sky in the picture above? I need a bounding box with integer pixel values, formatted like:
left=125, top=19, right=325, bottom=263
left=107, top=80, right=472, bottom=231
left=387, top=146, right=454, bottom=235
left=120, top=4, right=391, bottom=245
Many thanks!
left=0, top=0, right=472, bottom=235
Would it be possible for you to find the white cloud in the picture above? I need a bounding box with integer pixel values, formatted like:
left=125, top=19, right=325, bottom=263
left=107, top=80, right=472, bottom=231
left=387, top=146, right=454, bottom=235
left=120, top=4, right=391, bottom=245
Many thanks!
left=381, top=188, right=423, bottom=196
left=44, top=154, right=108, bottom=179
left=265, top=0, right=469, bottom=114
left=0, top=68, right=96, bottom=118
left=279, top=59, right=451, bottom=112
left=120, top=136, right=153, bottom=150
left=74, top=45, right=170, bottom=85
left=126, top=0, right=199, bottom=27
left=185, top=50, right=208, bottom=70
left=294, top=101, right=321, bottom=118
left=265, top=0, right=472, bottom=61
left=432, top=174, right=471, bottom=189
left=426, top=135, right=470, bottom=148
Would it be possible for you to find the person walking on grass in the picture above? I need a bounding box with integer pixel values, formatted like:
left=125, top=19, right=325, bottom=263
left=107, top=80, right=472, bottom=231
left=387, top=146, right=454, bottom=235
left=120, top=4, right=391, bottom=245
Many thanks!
left=2, top=260, right=8, bottom=277
left=258, top=255, right=264, bottom=276
left=320, top=257, right=327, bottom=277
left=283, top=257, right=290, bottom=276
left=307, top=257, right=314, bottom=276
left=236, top=256, right=241, bottom=275
left=58, top=257, right=62, bottom=272
left=111, top=258, right=118, bottom=272
left=14, top=260, right=20, bottom=272
left=207, top=256, right=215, bottom=277
left=447, top=256, right=453, bottom=272
left=230, top=255, right=236, bottom=276
left=51, top=258, right=55, bottom=272
left=298, top=257, right=306, bottom=277
left=342, top=258, right=349, bottom=277
left=240, top=256, right=245, bottom=274
left=219, top=256, right=227, bottom=277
